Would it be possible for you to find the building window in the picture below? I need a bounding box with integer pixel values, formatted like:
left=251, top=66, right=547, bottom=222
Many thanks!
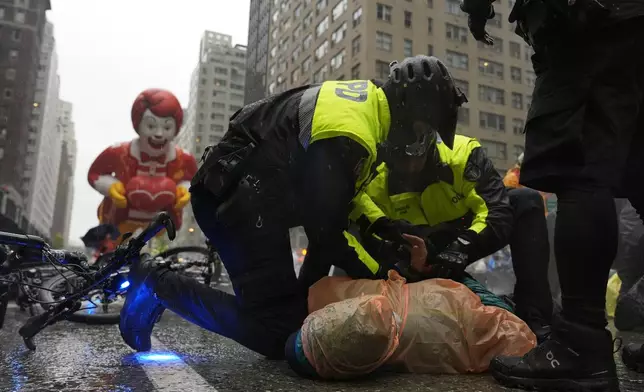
left=511, top=92, right=523, bottom=109
left=269, top=82, right=276, bottom=94
left=479, top=85, right=505, bottom=105
left=480, top=140, right=507, bottom=160
left=479, top=59, right=504, bottom=79
left=332, top=0, right=348, bottom=21
left=0, top=8, right=5, bottom=19
left=427, top=44, right=434, bottom=56
left=352, top=35, right=360, bottom=56
left=489, top=12, right=503, bottom=28
left=446, top=0, right=465, bottom=15
left=214, top=79, right=227, bottom=87
left=212, top=113, right=225, bottom=121
left=454, top=79, right=469, bottom=96
left=294, top=4, right=302, bottom=18
left=12, top=29, right=22, bottom=41
left=3, top=89, right=13, bottom=99
left=376, top=31, right=393, bottom=51
left=510, top=41, right=521, bottom=59
left=212, top=102, right=225, bottom=109
left=331, top=49, right=346, bottom=70
left=376, top=60, right=390, bottom=80
left=457, top=107, right=470, bottom=125
left=525, top=45, right=535, bottom=61
left=270, top=46, right=277, bottom=58
left=303, top=12, right=313, bottom=28
left=332, top=22, right=347, bottom=45
left=525, top=70, right=536, bottom=87
left=313, top=64, right=329, bottom=83
left=212, top=124, right=225, bottom=133
left=479, top=112, right=506, bottom=132
left=351, top=63, right=360, bottom=79
left=231, top=83, right=244, bottom=90
left=445, top=50, right=468, bottom=70
left=514, top=145, right=524, bottom=160
left=5, top=69, right=15, bottom=80
left=428, top=18, right=433, bottom=34
left=316, top=16, right=329, bottom=38
left=293, top=24, right=302, bottom=39
left=526, top=95, right=532, bottom=110
left=446, top=23, right=468, bottom=43
left=302, top=57, right=312, bottom=72
left=292, top=68, right=300, bottom=84
left=315, top=40, right=329, bottom=60
left=404, top=39, right=413, bottom=57
left=512, top=118, right=525, bottom=135
left=8, top=50, right=18, bottom=62
left=353, top=7, right=363, bottom=27
left=303, top=34, right=313, bottom=50
left=478, top=37, right=503, bottom=53
left=15, top=11, right=25, bottom=23
left=404, top=11, right=412, bottom=28
left=316, top=0, right=328, bottom=12
left=376, top=3, right=392, bottom=22
left=511, top=66, right=522, bottom=83
left=292, top=45, right=301, bottom=62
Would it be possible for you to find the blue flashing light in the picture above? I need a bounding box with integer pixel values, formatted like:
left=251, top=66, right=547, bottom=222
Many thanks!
left=120, top=281, right=130, bottom=289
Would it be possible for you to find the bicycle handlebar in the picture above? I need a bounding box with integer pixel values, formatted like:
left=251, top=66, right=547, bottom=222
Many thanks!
left=0, top=232, right=46, bottom=249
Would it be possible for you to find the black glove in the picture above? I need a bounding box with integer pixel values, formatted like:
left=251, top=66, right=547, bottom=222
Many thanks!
left=428, top=236, right=471, bottom=279
left=368, top=217, right=413, bottom=245
left=460, top=0, right=495, bottom=45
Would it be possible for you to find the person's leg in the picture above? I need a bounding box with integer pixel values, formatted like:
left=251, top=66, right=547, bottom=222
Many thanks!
left=120, top=147, right=308, bottom=358
left=490, top=17, right=644, bottom=391
left=506, top=187, right=553, bottom=339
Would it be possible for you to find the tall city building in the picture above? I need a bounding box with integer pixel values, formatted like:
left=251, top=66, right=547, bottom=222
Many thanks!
left=175, top=31, right=247, bottom=246
left=26, top=20, right=63, bottom=236
left=244, top=0, right=273, bottom=104
left=50, top=100, right=76, bottom=246
left=247, top=0, right=535, bottom=171
left=0, top=0, right=52, bottom=234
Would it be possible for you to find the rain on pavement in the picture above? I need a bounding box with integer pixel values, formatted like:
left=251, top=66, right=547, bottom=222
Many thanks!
left=2, top=276, right=644, bottom=392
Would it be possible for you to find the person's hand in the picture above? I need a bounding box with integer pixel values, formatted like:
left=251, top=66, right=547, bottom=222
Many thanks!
left=108, top=181, right=127, bottom=209
left=468, top=15, right=494, bottom=45
left=460, top=0, right=495, bottom=45
left=402, top=234, right=433, bottom=275
left=174, top=186, right=191, bottom=210
left=429, top=238, right=470, bottom=279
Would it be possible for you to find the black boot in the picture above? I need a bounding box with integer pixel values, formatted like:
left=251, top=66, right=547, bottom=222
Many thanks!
left=490, top=318, right=619, bottom=392
left=615, top=275, right=644, bottom=332
left=622, top=343, right=644, bottom=373
left=119, top=254, right=169, bottom=352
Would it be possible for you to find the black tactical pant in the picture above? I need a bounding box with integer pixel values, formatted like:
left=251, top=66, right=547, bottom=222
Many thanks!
left=149, top=136, right=370, bottom=358
left=520, top=18, right=644, bottom=328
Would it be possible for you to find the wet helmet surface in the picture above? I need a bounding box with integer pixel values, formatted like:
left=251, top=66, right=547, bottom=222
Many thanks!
left=381, top=55, right=467, bottom=152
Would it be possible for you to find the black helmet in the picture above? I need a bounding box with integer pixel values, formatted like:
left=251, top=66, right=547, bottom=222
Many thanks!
left=381, top=55, right=467, bottom=151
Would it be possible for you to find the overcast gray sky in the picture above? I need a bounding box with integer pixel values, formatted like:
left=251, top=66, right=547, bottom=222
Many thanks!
left=47, top=0, right=250, bottom=244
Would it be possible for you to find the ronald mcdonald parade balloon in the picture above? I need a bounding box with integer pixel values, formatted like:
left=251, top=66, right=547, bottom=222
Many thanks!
left=88, top=89, right=198, bottom=238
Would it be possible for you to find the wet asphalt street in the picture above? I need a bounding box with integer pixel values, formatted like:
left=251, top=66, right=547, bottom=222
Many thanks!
left=1, top=285, right=644, bottom=392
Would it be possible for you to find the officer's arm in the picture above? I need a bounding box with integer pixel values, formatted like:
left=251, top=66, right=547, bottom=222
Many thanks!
left=461, top=147, right=514, bottom=250
left=298, top=137, right=380, bottom=290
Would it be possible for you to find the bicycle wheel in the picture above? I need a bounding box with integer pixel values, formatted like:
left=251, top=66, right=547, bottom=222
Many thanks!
left=38, top=269, right=128, bottom=325
left=156, top=246, right=224, bottom=286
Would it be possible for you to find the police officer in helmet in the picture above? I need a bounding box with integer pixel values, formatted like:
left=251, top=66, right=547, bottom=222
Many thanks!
left=299, top=56, right=468, bottom=286
left=460, top=0, right=644, bottom=390
left=119, top=56, right=466, bottom=361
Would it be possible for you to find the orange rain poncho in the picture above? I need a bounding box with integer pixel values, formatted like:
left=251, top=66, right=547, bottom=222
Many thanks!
left=298, top=271, right=536, bottom=379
